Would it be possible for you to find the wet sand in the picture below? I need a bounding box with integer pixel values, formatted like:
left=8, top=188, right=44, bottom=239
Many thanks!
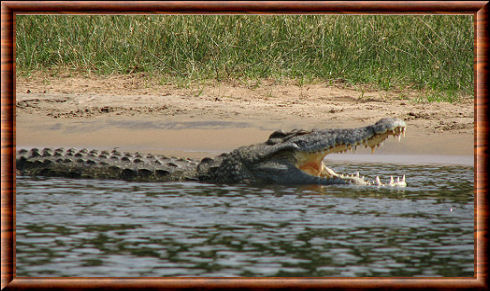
left=17, top=115, right=473, bottom=166
left=16, top=74, right=474, bottom=166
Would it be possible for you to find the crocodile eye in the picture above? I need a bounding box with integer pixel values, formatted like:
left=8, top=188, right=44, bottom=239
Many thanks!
left=268, top=130, right=287, bottom=139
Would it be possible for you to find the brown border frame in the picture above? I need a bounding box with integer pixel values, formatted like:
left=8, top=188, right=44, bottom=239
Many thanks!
left=1, top=1, right=488, bottom=290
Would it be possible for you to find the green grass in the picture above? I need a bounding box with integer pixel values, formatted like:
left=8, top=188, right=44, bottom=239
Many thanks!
left=16, top=15, right=473, bottom=101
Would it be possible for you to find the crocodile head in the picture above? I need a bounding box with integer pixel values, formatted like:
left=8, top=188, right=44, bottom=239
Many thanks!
left=202, top=118, right=407, bottom=186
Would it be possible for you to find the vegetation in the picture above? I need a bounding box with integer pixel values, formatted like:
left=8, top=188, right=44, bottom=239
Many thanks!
left=16, top=15, right=473, bottom=101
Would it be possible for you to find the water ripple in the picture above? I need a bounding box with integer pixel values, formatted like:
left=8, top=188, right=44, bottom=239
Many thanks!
left=16, top=164, right=474, bottom=277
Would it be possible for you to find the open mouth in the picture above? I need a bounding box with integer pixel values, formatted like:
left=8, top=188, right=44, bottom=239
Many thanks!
left=294, top=124, right=407, bottom=187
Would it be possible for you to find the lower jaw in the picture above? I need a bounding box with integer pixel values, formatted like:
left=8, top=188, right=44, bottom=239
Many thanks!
left=317, top=165, right=406, bottom=187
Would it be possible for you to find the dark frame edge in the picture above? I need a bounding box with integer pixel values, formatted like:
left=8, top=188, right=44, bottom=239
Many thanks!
left=3, top=1, right=490, bottom=14
left=1, top=1, right=15, bottom=290
left=1, top=1, right=489, bottom=290
left=475, top=1, right=489, bottom=290
left=4, top=277, right=489, bottom=290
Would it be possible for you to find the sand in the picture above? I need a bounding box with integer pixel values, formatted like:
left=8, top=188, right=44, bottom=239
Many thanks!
left=16, top=73, right=474, bottom=166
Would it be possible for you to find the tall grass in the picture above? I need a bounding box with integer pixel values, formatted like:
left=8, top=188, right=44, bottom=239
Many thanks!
left=16, top=15, right=473, bottom=98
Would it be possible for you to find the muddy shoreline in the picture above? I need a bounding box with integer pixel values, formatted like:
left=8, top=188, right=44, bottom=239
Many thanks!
left=16, top=74, right=474, bottom=166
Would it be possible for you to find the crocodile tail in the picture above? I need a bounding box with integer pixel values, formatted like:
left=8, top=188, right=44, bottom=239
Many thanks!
left=16, top=148, right=200, bottom=182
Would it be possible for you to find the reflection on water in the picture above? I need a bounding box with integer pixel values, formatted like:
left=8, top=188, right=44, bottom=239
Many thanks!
left=16, top=163, right=474, bottom=277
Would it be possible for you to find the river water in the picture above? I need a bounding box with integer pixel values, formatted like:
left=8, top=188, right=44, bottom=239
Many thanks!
left=16, top=162, right=474, bottom=277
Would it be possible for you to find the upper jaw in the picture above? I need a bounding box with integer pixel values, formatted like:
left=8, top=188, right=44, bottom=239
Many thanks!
left=293, top=118, right=406, bottom=161
left=292, top=118, right=407, bottom=154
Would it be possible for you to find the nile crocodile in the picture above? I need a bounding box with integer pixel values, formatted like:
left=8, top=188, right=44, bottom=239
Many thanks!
left=16, top=118, right=407, bottom=186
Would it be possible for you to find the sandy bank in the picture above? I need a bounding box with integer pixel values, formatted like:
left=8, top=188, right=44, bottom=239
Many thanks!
left=16, top=74, right=474, bottom=166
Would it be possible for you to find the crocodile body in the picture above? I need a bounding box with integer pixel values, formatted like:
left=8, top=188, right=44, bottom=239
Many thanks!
left=16, top=118, right=407, bottom=186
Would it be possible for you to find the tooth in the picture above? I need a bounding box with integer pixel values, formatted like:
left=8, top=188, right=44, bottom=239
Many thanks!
left=402, top=175, right=406, bottom=183
left=390, top=176, right=394, bottom=184
left=376, top=176, right=382, bottom=185
left=356, top=172, right=360, bottom=178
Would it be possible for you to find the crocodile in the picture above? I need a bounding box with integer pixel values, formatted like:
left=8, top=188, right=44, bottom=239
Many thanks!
left=16, top=118, right=407, bottom=186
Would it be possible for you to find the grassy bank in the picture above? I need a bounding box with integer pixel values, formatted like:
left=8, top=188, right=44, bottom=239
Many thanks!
left=16, top=15, right=473, bottom=101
